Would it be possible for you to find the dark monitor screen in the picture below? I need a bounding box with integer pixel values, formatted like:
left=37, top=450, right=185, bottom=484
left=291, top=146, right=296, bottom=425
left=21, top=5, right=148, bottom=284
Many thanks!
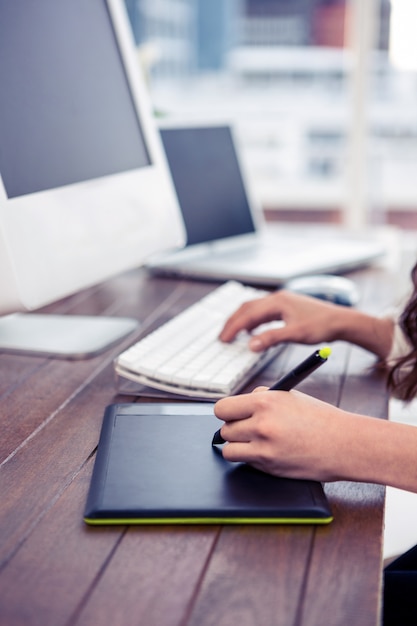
left=0, top=0, right=150, bottom=199
left=160, top=125, right=256, bottom=246
left=0, top=0, right=184, bottom=321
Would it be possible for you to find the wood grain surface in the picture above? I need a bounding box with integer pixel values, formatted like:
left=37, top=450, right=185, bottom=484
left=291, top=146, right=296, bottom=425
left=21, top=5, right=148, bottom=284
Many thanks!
left=0, top=257, right=404, bottom=626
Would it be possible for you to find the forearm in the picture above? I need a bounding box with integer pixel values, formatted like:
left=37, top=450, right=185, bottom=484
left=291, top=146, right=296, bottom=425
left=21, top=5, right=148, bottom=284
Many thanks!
left=329, top=307, right=394, bottom=360
left=327, top=412, right=417, bottom=493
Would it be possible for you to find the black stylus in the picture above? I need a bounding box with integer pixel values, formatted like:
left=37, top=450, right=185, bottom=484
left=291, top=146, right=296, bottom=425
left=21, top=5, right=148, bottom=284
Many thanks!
left=212, top=346, right=331, bottom=446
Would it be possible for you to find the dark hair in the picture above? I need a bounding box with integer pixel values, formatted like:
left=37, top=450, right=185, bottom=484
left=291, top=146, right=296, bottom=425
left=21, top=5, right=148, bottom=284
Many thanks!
left=387, top=261, right=417, bottom=401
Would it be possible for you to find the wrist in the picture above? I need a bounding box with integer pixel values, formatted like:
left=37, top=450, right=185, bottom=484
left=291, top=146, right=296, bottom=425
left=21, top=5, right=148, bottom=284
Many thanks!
left=334, top=415, right=417, bottom=492
left=331, top=308, right=393, bottom=358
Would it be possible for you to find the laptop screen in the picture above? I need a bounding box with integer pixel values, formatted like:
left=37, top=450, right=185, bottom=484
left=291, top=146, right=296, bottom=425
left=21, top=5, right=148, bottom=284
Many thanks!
left=160, top=125, right=256, bottom=246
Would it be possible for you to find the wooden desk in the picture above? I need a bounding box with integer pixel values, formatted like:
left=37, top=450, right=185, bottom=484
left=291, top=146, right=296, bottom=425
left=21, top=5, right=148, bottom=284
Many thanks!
left=0, top=262, right=402, bottom=626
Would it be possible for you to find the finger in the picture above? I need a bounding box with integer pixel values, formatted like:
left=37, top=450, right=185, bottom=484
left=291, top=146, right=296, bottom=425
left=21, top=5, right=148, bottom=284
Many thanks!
left=214, top=393, right=255, bottom=422
left=219, top=415, right=256, bottom=443
left=219, top=314, right=252, bottom=342
left=248, top=326, right=293, bottom=351
left=219, top=298, right=283, bottom=342
left=221, top=441, right=257, bottom=464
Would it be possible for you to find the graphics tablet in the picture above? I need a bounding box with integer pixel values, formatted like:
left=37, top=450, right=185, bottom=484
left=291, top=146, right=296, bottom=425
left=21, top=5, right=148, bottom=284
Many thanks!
left=84, top=403, right=333, bottom=525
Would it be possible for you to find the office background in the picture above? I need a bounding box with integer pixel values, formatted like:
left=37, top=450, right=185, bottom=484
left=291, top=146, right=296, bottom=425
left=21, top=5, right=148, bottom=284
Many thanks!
left=123, top=0, right=417, bottom=231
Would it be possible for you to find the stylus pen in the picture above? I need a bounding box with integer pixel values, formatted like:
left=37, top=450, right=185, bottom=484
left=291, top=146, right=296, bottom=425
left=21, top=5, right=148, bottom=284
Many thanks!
left=212, top=346, right=331, bottom=446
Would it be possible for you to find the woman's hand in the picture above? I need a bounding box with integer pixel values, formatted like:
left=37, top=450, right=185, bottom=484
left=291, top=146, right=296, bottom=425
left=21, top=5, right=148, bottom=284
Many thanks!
left=214, top=387, right=417, bottom=493
left=214, top=388, right=347, bottom=482
left=219, top=289, right=394, bottom=359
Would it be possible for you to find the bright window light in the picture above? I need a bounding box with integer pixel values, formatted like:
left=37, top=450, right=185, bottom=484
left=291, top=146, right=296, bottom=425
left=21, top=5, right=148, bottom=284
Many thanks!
left=389, top=0, right=417, bottom=70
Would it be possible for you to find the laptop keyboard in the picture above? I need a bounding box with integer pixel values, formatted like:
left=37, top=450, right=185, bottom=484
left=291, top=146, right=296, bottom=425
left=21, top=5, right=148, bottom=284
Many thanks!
left=114, top=281, right=285, bottom=399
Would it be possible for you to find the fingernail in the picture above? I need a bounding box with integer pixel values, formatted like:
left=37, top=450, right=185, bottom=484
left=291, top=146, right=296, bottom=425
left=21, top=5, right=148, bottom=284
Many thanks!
left=249, top=337, right=263, bottom=351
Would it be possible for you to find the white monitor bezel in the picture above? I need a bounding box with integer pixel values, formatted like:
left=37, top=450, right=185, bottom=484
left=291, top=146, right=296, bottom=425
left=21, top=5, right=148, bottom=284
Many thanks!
left=0, top=0, right=185, bottom=315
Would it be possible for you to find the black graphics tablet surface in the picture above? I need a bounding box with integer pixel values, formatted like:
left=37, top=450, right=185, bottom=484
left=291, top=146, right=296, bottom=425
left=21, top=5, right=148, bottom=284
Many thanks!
left=84, top=403, right=333, bottom=525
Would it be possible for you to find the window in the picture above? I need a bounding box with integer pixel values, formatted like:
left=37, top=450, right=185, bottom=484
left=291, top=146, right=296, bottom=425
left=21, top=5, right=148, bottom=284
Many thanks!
left=125, top=0, right=417, bottom=228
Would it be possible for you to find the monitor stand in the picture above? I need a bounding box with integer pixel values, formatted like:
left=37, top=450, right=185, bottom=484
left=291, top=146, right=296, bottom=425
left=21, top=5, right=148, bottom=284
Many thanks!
left=0, top=313, right=138, bottom=359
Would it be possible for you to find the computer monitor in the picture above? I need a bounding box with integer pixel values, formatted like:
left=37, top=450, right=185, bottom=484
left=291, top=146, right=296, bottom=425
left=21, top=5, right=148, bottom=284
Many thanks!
left=0, top=0, right=185, bottom=358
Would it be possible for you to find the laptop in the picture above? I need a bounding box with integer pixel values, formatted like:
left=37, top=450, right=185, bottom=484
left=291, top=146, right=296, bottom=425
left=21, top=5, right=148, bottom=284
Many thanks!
left=145, top=122, right=385, bottom=287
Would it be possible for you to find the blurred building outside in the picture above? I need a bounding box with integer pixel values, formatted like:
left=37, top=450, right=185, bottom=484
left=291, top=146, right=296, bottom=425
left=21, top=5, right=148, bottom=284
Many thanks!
left=124, top=0, right=417, bottom=229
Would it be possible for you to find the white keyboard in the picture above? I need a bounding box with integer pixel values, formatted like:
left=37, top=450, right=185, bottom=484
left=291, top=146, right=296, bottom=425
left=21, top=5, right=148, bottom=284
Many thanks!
left=114, top=281, right=285, bottom=399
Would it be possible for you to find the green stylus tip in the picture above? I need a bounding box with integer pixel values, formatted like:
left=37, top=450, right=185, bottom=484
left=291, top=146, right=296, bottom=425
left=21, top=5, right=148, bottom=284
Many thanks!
left=318, top=346, right=332, bottom=359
